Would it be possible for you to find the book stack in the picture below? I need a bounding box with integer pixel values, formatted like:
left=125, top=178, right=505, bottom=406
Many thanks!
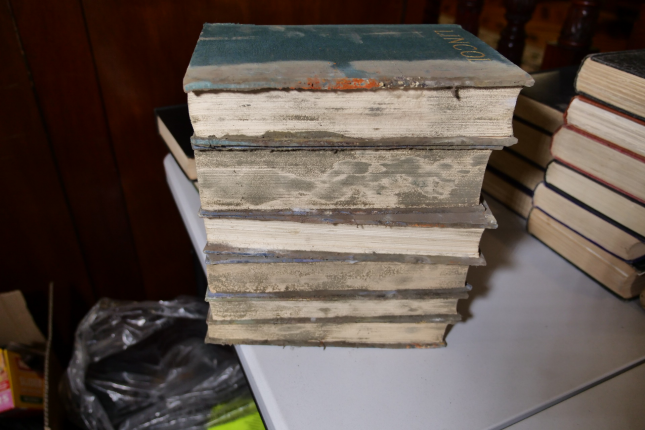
left=183, top=24, right=532, bottom=348
left=483, top=67, right=576, bottom=218
left=528, top=50, right=645, bottom=299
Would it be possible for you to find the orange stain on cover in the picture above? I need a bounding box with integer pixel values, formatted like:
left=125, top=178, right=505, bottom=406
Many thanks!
left=306, top=77, right=322, bottom=89
left=329, top=78, right=380, bottom=89
left=305, top=77, right=379, bottom=90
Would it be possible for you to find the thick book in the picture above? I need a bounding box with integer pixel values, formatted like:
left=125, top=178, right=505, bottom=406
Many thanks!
left=206, top=319, right=453, bottom=348
left=184, top=24, right=532, bottom=148
left=509, top=118, right=553, bottom=168
left=514, top=66, right=577, bottom=134
left=565, top=96, right=645, bottom=159
left=545, top=161, right=645, bottom=237
left=551, top=125, right=645, bottom=204
left=200, top=202, right=496, bottom=258
left=155, top=105, right=196, bottom=180
left=196, top=148, right=492, bottom=210
left=206, top=288, right=467, bottom=322
left=487, top=149, right=544, bottom=192
left=533, top=183, right=645, bottom=261
left=204, top=246, right=482, bottom=294
left=205, top=289, right=465, bottom=347
left=575, top=50, right=645, bottom=121
left=482, top=169, right=533, bottom=218
left=207, top=261, right=470, bottom=294
left=528, top=208, right=644, bottom=299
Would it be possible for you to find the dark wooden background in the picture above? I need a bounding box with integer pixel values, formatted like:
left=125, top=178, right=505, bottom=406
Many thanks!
left=0, top=0, right=430, bottom=355
left=2, top=0, right=642, bottom=357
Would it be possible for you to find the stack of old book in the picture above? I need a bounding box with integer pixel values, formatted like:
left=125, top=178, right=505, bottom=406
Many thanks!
left=183, top=24, right=532, bottom=348
left=482, top=66, right=576, bottom=218
left=528, top=50, right=645, bottom=299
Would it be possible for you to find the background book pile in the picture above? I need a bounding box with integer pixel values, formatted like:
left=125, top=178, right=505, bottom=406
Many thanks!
left=482, top=66, right=576, bottom=218
left=528, top=50, right=645, bottom=299
left=184, top=24, right=532, bottom=348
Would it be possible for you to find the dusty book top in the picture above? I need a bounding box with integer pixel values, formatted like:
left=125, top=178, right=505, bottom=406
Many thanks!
left=183, top=24, right=533, bottom=92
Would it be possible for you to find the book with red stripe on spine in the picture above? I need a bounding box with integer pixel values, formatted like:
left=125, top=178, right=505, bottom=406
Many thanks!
left=528, top=50, right=645, bottom=299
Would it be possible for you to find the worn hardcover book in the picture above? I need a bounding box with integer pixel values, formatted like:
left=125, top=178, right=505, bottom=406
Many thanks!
left=206, top=288, right=467, bottom=321
left=206, top=319, right=455, bottom=348
left=514, top=66, right=577, bottom=134
left=482, top=169, right=533, bottom=218
left=533, top=183, right=645, bottom=261
left=528, top=208, right=644, bottom=299
left=204, top=247, right=482, bottom=294
left=545, top=162, right=645, bottom=237
left=184, top=24, right=532, bottom=147
left=509, top=119, right=553, bottom=169
left=575, top=50, right=645, bottom=121
left=201, top=201, right=496, bottom=258
left=565, top=96, right=645, bottom=159
left=487, top=149, right=544, bottom=192
left=481, top=68, right=575, bottom=218
left=551, top=125, right=645, bottom=204
left=155, top=105, right=196, bottom=180
left=196, top=148, right=492, bottom=210
left=206, top=261, right=470, bottom=294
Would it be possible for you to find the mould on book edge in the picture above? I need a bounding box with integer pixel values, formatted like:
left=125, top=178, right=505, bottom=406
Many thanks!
left=205, top=287, right=471, bottom=301
left=184, top=64, right=533, bottom=92
left=198, top=203, right=497, bottom=229
left=190, top=134, right=517, bottom=150
left=204, top=337, right=448, bottom=349
left=202, top=245, right=488, bottom=266
left=206, top=313, right=462, bottom=325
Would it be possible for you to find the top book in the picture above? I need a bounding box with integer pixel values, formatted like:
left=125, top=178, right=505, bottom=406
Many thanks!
left=184, top=24, right=533, bottom=147
left=184, top=24, right=532, bottom=92
left=575, top=50, right=645, bottom=121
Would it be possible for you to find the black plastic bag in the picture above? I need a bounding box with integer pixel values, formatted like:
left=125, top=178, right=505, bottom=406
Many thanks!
left=60, top=297, right=255, bottom=430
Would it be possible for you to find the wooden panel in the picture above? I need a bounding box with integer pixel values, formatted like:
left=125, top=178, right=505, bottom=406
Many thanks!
left=0, top=0, right=95, bottom=350
left=10, top=0, right=147, bottom=300
left=77, top=0, right=411, bottom=299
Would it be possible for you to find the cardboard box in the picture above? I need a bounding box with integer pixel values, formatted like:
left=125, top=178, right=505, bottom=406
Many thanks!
left=0, top=348, right=45, bottom=413
left=0, top=287, right=61, bottom=429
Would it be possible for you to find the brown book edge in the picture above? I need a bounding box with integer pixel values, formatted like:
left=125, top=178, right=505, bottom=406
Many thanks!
left=551, top=125, right=645, bottom=205
left=565, top=95, right=645, bottom=130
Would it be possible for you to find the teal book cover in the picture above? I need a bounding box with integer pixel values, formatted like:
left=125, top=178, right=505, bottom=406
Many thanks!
left=184, top=24, right=533, bottom=92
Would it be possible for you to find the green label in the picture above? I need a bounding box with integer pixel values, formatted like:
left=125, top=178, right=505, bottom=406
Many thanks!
left=20, top=395, right=43, bottom=404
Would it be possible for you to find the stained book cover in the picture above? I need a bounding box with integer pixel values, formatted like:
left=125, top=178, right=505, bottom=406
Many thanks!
left=184, top=24, right=532, bottom=93
left=184, top=24, right=532, bottom=148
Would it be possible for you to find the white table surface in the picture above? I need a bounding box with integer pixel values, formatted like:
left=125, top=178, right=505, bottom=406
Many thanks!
left=165, top=154, right=645, bottom=430
left=509, top=362, right=645, bottom=429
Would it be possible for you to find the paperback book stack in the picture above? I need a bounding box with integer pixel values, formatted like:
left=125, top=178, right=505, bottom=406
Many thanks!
left=482, top=66, right=576, bottom=218
left=528, top=50, right=645, bottom=299
left=184, top=24, right=532, bottom=348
